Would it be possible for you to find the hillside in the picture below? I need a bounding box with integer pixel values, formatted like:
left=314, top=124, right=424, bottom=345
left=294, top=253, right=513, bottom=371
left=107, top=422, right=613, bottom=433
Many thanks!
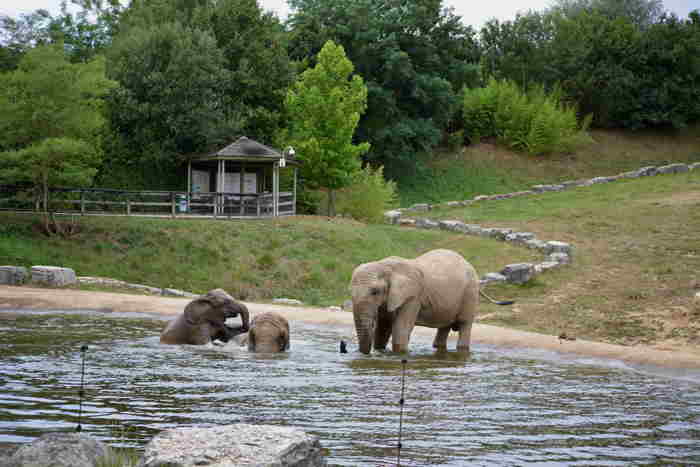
left=1, top=128, right=699, bottom=352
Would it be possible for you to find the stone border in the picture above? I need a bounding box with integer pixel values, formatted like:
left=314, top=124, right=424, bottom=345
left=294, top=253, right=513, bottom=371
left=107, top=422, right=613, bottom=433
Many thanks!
left=383, top=161, right=699, bottom=285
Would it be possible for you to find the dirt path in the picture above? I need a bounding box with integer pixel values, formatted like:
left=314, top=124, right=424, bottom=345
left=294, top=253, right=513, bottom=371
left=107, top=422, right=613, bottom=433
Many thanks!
left=2, top=285, right=699, bottom=371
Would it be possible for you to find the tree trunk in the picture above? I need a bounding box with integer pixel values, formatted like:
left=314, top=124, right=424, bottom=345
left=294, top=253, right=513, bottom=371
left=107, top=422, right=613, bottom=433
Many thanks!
left=326, top=189, right=336, bottom=217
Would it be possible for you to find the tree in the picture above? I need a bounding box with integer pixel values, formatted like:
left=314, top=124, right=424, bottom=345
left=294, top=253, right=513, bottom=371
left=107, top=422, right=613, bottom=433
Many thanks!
left=283, top=40, right=370, bottom=216
left=105, top=21, right=236, bottom=187
left=548, top=0, right=664, bottom=28
left=287, top=0, right=480, bottom=178
left=0, top=44, right=116, bottom=232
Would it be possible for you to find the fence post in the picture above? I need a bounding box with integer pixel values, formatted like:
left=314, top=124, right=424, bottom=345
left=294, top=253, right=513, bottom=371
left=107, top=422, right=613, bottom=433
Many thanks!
left=126, top=195, right=131, bottom=216
left=171, top=192, right=176, bottom=217
left=80, top=190, right=85, bottom=215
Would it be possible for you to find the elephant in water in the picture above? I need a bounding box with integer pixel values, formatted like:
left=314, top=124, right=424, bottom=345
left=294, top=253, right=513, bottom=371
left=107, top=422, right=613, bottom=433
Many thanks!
left=350, top=248, right=510, bottom=354
left=235, top=312, right=290, bottom=352
left=160, top=289, right=249, bottom=345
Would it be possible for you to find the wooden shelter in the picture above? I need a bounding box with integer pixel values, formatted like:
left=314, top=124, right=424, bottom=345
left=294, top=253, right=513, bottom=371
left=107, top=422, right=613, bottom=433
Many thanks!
left=187, top=136, right=299, bottom=217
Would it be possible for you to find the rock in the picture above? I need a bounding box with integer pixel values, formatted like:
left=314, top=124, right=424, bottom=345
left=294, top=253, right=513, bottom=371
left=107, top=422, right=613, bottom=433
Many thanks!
left=414, top=218, right=440, bottom=229
left=532, top=184, right=565, bottom=193
left=689, top=162, right=700, bottom=171
left=398, top=218, right=416, bottom=227
left=8, top=433, right=110, bottom=467
left=548, top=252, right=571, bottom=264
left=500, top=263, right=535, bottom=284
left=534, top=261, right=560, bottom=274
left=590, top=176, right=616, bottom=184
left=523, top=239, right=548, bottom=251
left=446, top=201, right=462, bottom=207
left=161, top=288, right=189, bottom=297
left=384, top=210, right=402, bottom=224
left=327, top=306, right=342, bottom=312
left=30, top=266, right=77, bottom=287
left=409, top=203, right=431, bottom=211
left=545, top=241, right=573, bottom=256
left=438, top=220, right=468, bottom=232
left=505, top=232, right=535, bottom=244
left=273, top=298, right=304, bottom=306
left=137, top=424, right=326, bottom=467
left=656, top=163, right=689, bottom=174
left=342, top=299, right=353, bottom=311
left=481, top=272, right=507, bottom=283
left=635, top=166, right=658, bottom=177
left=0, top=266, right=28, bottom=285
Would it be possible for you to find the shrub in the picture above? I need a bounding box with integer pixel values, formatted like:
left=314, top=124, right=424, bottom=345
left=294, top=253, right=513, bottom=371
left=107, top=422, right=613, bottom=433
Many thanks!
left=332, top=165, right=398, bottom=223
left=463, top=78, right=593, bottom=155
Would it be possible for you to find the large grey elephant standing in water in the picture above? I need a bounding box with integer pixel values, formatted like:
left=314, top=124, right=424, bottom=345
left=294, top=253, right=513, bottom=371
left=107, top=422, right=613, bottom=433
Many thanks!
left=350, top=249, right=481, bottom=354
left=160, top=289, right=249, bottom=345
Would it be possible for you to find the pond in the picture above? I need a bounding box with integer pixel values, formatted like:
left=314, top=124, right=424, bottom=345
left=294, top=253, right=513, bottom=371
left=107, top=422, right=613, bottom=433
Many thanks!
left=1, top=309, right=699, bottom=466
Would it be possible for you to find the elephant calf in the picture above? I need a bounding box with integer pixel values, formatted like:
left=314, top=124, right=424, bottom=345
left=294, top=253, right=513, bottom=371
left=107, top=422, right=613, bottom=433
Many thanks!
left=237, top=312, right=290, bottom=353
left=160, top=289, right=250, bottom=345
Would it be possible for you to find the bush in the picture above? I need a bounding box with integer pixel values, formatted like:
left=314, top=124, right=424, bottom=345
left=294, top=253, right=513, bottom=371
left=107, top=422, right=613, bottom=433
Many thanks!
left=463, top=78, right=593, bottom=155
left=332, top=165, right=398, bottom=223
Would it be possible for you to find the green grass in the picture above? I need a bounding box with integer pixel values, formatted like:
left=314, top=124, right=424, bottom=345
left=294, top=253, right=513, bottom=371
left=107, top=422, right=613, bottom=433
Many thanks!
left=427, top=171, right=700, bottom=346
left=397, top=126, right=700, bottom=207
left=0, top=214, right=539, bottom=307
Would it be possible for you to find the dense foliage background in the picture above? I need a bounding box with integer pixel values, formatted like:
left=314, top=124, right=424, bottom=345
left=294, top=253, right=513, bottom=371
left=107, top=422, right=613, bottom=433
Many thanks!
left=1, top=0, right=698, bottom=207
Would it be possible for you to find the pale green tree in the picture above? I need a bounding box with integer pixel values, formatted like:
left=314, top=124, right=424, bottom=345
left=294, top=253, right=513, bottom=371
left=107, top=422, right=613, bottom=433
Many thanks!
left=283, top=40, right=370, bottom=216
left=0, top=43, right=116, bottom=233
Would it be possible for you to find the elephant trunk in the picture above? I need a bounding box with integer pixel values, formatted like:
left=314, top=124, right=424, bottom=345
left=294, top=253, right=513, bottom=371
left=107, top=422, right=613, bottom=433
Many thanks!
left=353, top=305, right=376, bottom=354
left=227, top=301, right=250, bottom=332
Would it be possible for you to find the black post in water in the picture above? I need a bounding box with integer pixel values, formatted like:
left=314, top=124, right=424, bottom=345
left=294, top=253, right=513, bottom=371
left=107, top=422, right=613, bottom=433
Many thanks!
left=396, top=359, right=408, bottom=467
left=76, top=344, right=88, bottom=432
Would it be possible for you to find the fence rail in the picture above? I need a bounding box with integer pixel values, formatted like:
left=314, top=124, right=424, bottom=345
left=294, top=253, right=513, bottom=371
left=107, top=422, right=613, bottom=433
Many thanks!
left=0, top=185, right=295, bottom=218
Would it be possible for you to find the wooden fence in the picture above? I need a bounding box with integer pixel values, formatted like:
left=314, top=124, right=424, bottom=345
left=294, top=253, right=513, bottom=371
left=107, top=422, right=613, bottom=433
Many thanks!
left=0, top=185, right=296, bottom=218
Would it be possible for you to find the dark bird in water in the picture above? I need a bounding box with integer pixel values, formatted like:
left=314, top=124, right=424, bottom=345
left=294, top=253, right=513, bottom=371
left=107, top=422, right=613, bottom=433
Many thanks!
left=339, top=340, right=348, bottom=353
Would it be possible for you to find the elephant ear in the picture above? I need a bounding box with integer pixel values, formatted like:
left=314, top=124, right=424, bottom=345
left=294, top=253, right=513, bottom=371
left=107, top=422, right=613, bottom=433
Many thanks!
left=387, top=262, right=424, bottom=313
left=184, top=294, right=225, bottom=325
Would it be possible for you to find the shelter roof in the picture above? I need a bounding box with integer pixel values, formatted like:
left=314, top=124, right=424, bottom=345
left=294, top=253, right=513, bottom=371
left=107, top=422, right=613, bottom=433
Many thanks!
left=193, top=136, right=299, bottom=165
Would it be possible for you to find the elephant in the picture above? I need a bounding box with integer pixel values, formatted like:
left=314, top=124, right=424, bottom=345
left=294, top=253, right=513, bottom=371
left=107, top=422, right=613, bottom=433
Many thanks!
left=160, top=289, right=249, bottom=345
left=237, top=312, right=290, bottom=353
left=350, top=249, right=489, bottom=354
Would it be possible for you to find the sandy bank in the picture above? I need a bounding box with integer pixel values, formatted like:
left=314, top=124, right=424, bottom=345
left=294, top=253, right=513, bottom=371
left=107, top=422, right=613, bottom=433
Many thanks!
left=1, top=285, right=698, bottom=371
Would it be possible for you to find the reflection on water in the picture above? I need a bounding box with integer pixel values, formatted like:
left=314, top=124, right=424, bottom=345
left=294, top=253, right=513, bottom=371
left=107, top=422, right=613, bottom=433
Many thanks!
left=1, top=310, right=699, bottom=466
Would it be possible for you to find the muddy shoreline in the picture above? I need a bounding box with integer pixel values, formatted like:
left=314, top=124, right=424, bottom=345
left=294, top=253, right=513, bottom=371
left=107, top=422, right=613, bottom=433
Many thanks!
left=1, top=285, right=699, bottom=371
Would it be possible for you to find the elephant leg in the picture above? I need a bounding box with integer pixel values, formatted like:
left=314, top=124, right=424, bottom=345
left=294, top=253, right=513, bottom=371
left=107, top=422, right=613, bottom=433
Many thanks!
left=455, top=317, right=474, bottom=352
left=374, top=310, right=393, bottom=351
left=432, top=326, right=451, bottom=351
left=391, top=303, right=419, bottom=353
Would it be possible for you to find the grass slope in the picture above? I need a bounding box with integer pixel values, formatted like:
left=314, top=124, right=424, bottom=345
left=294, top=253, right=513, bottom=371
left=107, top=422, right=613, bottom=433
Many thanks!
left=0, top=214, right=539, bottom=307
left=428, top=170, right=700, bottom=349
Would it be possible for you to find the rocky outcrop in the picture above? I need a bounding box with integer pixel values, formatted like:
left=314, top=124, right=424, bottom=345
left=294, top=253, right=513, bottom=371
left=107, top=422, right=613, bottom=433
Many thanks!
left=4, top=433, right=110, bottom=467
left=0, top=266, right=27, bottom=286
left=30, top=266, right=77, bottom=287
left=137, top=424, right=326, bottom=467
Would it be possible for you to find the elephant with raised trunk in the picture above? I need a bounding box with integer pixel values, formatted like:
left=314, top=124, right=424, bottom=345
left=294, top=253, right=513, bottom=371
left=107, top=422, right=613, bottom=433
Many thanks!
left=350, top=249, right=486, bottom=354
left=160, top=289, right=249, bottom=345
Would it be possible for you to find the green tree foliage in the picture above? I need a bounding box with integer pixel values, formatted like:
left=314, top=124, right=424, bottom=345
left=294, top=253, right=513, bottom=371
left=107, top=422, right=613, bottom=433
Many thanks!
left=106, top=21, right=234, bottom=185
left=101, top=0, right=293, bottom=188
left=333, top=165, right=398, bottom=223
left=463, top=79, right=592, bottom=155
left=0, top=44, right=115, bottom=222
left=0, top=43, right=115, bottom=150
left=480, top=7, right=700, bottom=129
left=288, top=0, right=480, bottom=177
left=548, top=0, right=664, bottom=27
left=203, top=0, right=294, bottom=140
left=283, top=40, right=370, bottom=216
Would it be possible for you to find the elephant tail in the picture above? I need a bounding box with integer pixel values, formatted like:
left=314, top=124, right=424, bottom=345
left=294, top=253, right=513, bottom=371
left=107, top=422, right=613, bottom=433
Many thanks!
left=479, top=289, right=515, bottom=306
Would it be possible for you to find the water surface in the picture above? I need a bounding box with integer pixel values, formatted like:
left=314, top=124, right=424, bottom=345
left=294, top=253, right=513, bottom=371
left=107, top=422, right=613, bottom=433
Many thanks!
left=1, top=309, right=699, bottom=466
